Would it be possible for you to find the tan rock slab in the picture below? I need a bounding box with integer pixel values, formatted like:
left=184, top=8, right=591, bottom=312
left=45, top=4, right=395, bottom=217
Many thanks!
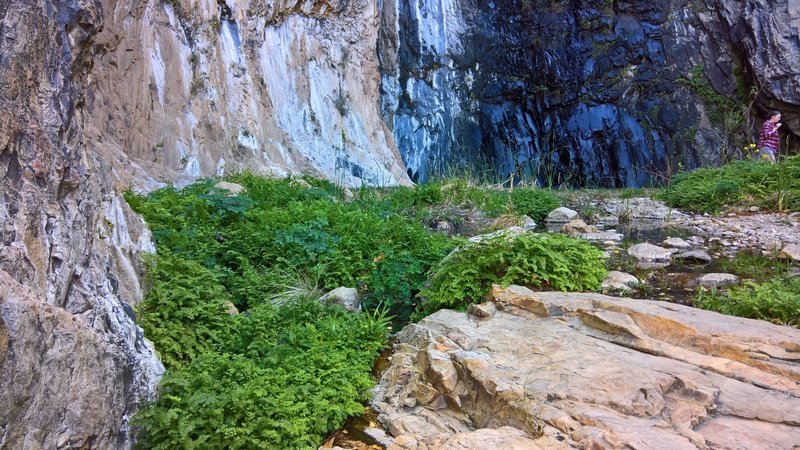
left=373, top=287, right=800, bottom=449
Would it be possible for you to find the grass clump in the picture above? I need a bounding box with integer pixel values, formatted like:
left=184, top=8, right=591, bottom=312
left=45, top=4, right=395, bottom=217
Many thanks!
left=694, top=276, right=800, bottom=327
left=415, top=233, right=607, bottom=318
left=661, top=156, right=800, bottom=213
left=355, top=178, right=560, bottom=224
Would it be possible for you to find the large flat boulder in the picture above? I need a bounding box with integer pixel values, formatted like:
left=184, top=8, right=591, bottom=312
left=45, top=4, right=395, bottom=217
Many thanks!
left=373, top=286, right=800, bottom=449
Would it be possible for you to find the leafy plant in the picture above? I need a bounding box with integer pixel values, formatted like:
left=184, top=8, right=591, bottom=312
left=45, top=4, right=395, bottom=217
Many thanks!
left=694, top=276, right=800, bottom=326
left=509, top=188, right=561, bottom=221
left=136, top=252, right=234, bottom=369
left=415, top=233, right=607, bottom=317
left=133, top=300, right=388, bottom=450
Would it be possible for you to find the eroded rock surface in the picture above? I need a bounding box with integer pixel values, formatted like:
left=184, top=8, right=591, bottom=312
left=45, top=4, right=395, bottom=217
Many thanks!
left=373, top=285, right=800, bottom=449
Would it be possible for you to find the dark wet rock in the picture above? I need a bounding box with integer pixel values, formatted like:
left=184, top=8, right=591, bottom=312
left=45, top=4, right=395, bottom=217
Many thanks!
left=380, top=0, right=800, bottom=186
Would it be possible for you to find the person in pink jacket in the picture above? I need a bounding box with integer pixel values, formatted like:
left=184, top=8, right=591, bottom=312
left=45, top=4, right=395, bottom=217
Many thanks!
left=758, top=111, right=782, bottom=163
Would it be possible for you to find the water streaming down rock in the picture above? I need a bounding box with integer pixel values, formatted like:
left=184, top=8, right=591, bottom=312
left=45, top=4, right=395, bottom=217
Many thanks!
left=380, top=0, right=800, bottom=186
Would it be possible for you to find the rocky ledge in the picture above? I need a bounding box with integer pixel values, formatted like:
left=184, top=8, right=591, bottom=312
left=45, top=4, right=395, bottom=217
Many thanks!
left=373, top=285, right=800, bottom=449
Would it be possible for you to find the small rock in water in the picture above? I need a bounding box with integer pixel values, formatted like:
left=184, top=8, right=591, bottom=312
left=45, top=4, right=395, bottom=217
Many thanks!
left=602, top=271, right=640, bottom=291
left=561, top=219, right=598, bottom=236
left=674, top=250, right=712, bottom=264
left=696, top=273, right=739, bottom=288
left=628, top=243, right=673, bottom=262
left=545, top=207, right=579, bottom=223
left=662, top=237, right=691, bottom=249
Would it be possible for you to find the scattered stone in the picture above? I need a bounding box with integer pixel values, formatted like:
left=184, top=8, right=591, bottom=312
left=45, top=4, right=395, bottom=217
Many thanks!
left=214, top=181, right=245, bottom=195
left=560, top=219, right=598, bottom=236
left=696, top=273, right=739, bottom=288
left=686, top=236, right=705, bottom=246
left=320, top=287, right=360, bottom=312
left=779, top=244, right=800, bottom=261
left=673, top=250, right=713, bottom=264
left=596, top=215, right=619, bottom=227
left=544, top=207, right=578, bottom=223
left=468, top=302, right=497, bottom=318
left=604, top=197, right=687, bottom=220
left=578, top=230, right=624, bottom=243
left=436, top=221, right=453, bottom=232
left=662, top=237, right=691, bottom=249
left=603, top=240, right=618, bottom=247
left=627, top=243, right=673, bottom=262
left=520, top=215, right=537, bottom=230
left=601, top=271, right=640, bottom=291
left=342, top=188, right=354, bottom=202
left=224, top=301, right=239, bottom=315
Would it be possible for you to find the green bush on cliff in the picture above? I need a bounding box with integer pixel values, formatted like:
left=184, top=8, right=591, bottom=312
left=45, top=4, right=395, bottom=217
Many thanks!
left=661, top=156, right=800, bottom=213
left=415, top=233, right=607, bottom=318
left=694, top=276, right=800, bottom=326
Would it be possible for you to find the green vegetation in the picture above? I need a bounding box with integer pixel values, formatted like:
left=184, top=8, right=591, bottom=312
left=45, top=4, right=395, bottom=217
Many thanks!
left=694, top=276, right=800, bottom=327
left=415, top=233, right=606, bottom=317
left=133, top=300, right=390, bottom=449
left=660, top=156, right=800, bottom=213
left=126, top=173, right=579, bottom=448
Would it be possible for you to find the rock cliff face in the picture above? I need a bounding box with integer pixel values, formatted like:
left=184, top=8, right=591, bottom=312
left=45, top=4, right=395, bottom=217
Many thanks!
left=2, top=0, right=409, bottom=446
left=374, top=286, right=800, bottom=449
left=0, top=0, right=164, bottom=447
left=88, top=0, right=410, bottom=189
left=380, top=0, right=800, bottom=185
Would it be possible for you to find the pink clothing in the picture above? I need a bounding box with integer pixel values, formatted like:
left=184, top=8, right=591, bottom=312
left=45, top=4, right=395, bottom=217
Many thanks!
left=758, top=121, right=780, bottom=153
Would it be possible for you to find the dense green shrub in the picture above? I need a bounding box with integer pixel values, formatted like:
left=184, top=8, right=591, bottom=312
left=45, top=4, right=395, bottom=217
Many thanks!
left=694, top=276, right=800, bottom=326
left=661, top=156, right=800, bottom=213
left=126, top=176, right=455, bottom=318
left=133, top=300, right=389, bottom=450
left=137, top=252, right=233, bottom=369
left=415, top=233, right=607, bottom=317
left=509, top=188, right=561, bottom=221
